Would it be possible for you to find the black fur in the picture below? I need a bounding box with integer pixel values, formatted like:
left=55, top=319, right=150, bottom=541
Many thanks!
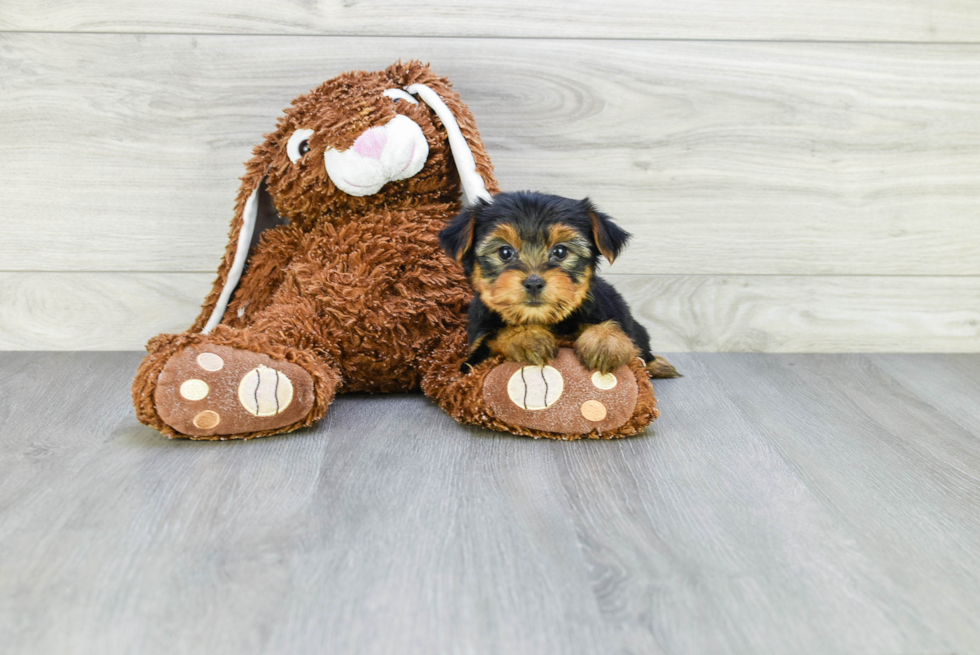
left=583, top=200, right=631, bottom=264
left=438, top=198, right=489, bottom=265
left=440, top=191, right=657, bottom=371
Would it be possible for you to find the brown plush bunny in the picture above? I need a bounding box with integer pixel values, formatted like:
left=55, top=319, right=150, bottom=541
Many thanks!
left=132, top=61, right=659, bottom=440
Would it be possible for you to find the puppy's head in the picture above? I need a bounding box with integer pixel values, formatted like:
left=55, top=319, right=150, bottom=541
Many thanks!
left=440, top=191, right=631, bottom=325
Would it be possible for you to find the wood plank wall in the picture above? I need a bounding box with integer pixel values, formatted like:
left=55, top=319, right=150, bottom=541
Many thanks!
left=1, top=2, right=979, bottom=351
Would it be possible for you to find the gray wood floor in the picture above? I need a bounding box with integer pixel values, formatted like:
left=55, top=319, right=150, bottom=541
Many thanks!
left=2, top=352, right=979, bottom=654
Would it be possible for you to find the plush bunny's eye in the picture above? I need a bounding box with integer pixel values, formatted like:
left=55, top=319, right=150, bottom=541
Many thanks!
left=287, top=129, right=314, bottom=163
left=383, top=88, right=419, bottom=105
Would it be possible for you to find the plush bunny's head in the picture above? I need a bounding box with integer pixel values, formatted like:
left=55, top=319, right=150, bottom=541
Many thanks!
left=250, top=61, right=493, bottom=222
left=200, top=61, right=499, bottom=333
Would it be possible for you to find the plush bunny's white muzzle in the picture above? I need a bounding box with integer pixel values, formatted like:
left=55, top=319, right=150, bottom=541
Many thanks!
left=323, top=114, right=429, bottom=196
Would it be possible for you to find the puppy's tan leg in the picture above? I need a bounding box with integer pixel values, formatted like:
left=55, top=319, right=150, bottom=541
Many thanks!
left=490, top=325, right=558, bottom=367
left=575, top=320, right=638, bottom=374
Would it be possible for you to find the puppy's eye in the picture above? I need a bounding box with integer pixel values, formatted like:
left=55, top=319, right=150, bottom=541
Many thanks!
left=287, top=129, right=315, bottom=163
left=383, top=88, right=420, bottom=105
left=498, top=246, right=516, bottom=262
left=551, top=245, right=569, bottom=261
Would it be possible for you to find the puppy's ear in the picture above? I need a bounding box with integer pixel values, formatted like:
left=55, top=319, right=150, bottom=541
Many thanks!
left=439, top=199, right=488, bottom=263
left=582, top=199, right=631, bottom=264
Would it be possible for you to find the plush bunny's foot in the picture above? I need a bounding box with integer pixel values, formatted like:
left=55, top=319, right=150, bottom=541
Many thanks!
left=482, top=348, right=641, bottom=436
left=154, top=345, right=316, bottom=438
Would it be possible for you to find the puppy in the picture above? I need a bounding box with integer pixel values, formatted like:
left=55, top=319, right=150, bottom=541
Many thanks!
left=439, top=191, right=679, bottom=378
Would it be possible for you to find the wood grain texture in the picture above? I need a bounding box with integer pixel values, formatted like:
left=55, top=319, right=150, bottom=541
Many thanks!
left=3, top=272, right=979, bottom=351
left=0, top=272, right=212, bottom=350
left=2, top=0, right=980, bottom=41
left=622, top=274, right=980, bottom=353
left=867, top=353, right=980, bottom=436
left=3, top=352, right=980, bottom=653
left=2, top=34, right=980, bottom=275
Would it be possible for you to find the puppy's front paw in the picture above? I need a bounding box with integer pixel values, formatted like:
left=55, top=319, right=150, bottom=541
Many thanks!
left=490, top=325, right=558, bottom=367
left=575, top=321, right=638, bottom=374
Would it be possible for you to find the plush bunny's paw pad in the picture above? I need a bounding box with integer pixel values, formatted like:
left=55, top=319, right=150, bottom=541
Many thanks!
left=154, top=345, right=315, bottom=437
left=482, top=348, right=638, bottom=436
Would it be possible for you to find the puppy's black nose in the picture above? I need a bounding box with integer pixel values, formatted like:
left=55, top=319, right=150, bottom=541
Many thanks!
left=523, top=275, right=545, bottom=294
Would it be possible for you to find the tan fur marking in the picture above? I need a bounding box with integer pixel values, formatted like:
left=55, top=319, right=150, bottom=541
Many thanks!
left=589, top=211, right=616, bottom=263
left=473, top=260, right=591, bottom=326
left=471, top=262, right=490, bottom=291
left=574, top=320, right=638, bottom=374
left=488, top=223, right=521, bottom=248
left=540, top=267, right=589, bottom=321
left=455, top=219, right=475, bottom=262
left=522, top=243, right=548, bottom=268
left=489, top=325, right=558, bottom=366
left=548, top=224, right=582, bottom=248
left=477, top=269, right=526, bottom=317
left=469, top=333, right=488, bottom=354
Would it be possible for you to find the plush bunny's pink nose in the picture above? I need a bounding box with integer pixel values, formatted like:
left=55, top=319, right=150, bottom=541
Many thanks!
left=351, top=128, right=387, bottom=160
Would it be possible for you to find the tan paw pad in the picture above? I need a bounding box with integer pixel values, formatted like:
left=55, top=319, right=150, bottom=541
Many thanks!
left=238, top=365, right=294, bottom=417
left=591, top=371, right=617, bottom=390
left=193, top=410, right=221, bottom=430
left=506, top=365, right=563, bottom=410
left=179, top=379, right=209, bottom=400
left=580, top=400, right=607, bottom=422
left=196, top=352, right=224, bottom=371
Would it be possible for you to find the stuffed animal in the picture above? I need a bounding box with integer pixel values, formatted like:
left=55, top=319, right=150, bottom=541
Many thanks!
left=132, top=61, right=660, bottom=440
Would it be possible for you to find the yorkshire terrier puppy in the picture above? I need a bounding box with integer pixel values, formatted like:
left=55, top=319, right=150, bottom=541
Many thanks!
left=439, top=191, right=679, bottom=378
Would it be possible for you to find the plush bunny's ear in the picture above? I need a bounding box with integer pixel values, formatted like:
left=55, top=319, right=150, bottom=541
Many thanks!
left=439, top=198, right=488, bottom=264
left=582, top=199, right=631, bottom=264
left=407, top=83, right=493, bottom=207
left=202, top=178, right=287, bottom=334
